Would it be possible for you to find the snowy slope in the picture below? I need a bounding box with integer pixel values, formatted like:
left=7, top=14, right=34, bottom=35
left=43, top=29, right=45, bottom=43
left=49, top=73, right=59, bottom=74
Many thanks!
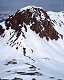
left=0, top=6, right=64, bottom=80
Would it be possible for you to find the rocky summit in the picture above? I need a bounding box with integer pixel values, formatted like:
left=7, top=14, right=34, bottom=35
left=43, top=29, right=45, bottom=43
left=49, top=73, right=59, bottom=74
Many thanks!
left=1, top=6, right=62, bottom=41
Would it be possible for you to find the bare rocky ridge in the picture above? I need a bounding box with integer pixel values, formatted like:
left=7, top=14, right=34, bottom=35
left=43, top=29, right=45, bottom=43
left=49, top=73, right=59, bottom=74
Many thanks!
left=4, top=6, right=63, bottom=41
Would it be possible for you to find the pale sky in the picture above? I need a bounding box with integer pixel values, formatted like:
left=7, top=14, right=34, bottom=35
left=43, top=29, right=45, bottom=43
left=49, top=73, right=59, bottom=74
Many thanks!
left=0, top=0, right=64, bottom=12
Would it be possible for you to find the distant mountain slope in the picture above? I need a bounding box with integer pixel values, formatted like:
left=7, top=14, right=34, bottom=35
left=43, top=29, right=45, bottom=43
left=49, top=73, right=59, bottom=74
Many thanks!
left=0, top=6, right=64, bottom=80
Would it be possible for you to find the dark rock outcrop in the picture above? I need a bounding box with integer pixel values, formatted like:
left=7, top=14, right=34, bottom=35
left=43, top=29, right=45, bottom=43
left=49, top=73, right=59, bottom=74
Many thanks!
left=0, top=25, right=5, bottom=35
left=3, top=6, right=63, bottom=41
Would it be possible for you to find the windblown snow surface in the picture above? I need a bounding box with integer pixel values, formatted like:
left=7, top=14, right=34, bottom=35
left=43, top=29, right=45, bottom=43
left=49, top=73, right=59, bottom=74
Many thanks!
left=0, top=6, right=64, bottom=80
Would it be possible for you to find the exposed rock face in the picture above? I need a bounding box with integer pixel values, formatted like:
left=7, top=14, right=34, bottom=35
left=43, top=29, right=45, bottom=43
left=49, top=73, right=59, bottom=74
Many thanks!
left=4, top=6, right=63, bottom=41
left=0, top=25, right=5, bottom=35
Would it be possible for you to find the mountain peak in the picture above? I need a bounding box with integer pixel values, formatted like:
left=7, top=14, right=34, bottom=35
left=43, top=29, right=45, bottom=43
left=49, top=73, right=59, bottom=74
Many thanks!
left=0, top=6, right=64, bottom=80
left=20, top=5, right=42, bottom=12
left=0, top=6, right=63, bottom=44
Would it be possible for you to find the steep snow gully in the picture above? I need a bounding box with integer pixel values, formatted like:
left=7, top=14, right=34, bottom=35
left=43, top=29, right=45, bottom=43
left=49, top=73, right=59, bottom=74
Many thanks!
left=0, top=6, right=64, bottom=80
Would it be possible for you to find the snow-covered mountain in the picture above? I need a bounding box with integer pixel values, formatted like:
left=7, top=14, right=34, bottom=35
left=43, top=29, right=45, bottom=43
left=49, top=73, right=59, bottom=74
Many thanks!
left=0, top=6, right=64, bottom=80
